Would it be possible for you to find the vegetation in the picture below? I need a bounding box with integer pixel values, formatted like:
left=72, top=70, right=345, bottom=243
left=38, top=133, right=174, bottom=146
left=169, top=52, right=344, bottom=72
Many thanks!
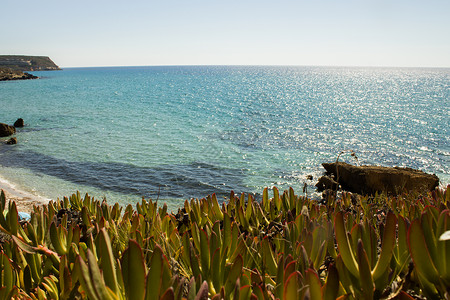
left=0, top=186, right=449, bottom=299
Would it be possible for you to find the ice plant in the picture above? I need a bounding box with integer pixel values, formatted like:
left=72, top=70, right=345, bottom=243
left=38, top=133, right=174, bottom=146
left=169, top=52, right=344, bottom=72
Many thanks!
left=0, top=185, right=448, bottom=299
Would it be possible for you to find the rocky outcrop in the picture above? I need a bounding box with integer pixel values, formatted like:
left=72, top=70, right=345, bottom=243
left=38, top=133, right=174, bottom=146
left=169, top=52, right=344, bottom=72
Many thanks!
left=0, top=55, right=60, bottom=81
left=0, top=123, right=16, bottom=137
left=13, top=118, right=24, bottom=127
left=0, top=67, right=38, bottom=81
left=316, top=175, right=338, bottom=191
left=6, top=137, right=17, bottom=145
left=316, top=162, right=439, bottom=196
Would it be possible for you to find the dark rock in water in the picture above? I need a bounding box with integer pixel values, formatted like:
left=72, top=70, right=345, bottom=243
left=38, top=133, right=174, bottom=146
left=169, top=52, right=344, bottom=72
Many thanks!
left=318, top=162, right=439, bottom=196
left=0, top=67, right=38, bottom=81
left=0, top=123, right=15, bottom=137
left=14, top=118, right=24, bottom=127
left=6, top=137, right=17, bottom=145
left=316, top=175, right=338, bottom=191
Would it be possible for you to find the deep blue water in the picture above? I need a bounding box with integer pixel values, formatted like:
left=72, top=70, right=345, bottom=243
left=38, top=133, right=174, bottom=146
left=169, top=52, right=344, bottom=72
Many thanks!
left=0, top=66, right=449, bottom=209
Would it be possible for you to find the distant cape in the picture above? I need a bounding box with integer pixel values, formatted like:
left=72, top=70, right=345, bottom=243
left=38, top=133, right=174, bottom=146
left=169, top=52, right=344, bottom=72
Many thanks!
left=0, top=55, right=60, bottom=81
left=0, top=55, right=60, bottom=71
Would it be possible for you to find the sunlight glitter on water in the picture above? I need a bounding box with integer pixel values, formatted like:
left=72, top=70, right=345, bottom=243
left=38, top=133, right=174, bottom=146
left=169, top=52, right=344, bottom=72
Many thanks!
left=0, top=66, right=448, bottom=208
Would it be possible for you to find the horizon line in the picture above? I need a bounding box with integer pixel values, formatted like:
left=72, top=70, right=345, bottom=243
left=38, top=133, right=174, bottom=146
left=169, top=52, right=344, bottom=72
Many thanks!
left=57, top=63, right=450, bottom=70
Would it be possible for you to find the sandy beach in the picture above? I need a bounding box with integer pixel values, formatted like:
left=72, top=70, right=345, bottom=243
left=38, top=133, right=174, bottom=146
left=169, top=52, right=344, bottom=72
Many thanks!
left=0, top=175, right=49, bottom=214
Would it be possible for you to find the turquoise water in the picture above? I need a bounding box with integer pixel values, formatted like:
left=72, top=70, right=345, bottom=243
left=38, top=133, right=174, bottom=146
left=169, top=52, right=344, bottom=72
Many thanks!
left=0, top=66, right=449, bottom=210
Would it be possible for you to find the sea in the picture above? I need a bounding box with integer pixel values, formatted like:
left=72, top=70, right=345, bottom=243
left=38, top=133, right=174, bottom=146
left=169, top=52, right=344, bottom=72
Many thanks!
left=0, top=66, right=449, bottom=211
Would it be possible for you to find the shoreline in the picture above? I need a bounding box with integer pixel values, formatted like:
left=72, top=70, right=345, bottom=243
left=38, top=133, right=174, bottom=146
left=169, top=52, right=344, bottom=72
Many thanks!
left=0, top=67, right=38, bottom=81
left=0, top=175, right=50, bottom=213
left=1, top=169, right=448, bottom=215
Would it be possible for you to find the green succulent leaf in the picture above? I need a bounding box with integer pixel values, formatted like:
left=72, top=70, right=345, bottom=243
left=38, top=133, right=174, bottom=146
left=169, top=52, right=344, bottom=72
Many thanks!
left=284, top=261, right=297, bottom=284
left=6, top=201, right=19, bottom=235
left=357, top=240, right=374, bottom=299
left=262, top=187, right=269, bottom=213
left=306, top=269, right=322, bottom=300
left=239, top=285, right=252, bottom=300
left=222, top=212, right=232, bottom=258
left=372, top=212, right=396, bottom=281
left=436, top=212, right=450, bottom=285
left=262, top=236, right=278, bottom=276
left=76, top=254, right=100, bottom=300
left=323, top=263, right=339, bottom=300
left=334, top=211, right=359, bottom=277
left=211, top=194, right=224, bottom=221
left=283, top=271, right=301, bottom=300
left=50, top=222, right=67, bottom=255
left=0, top=190, right=5, bottom=210
left=12, top=235, right=37, bottom=254
left=98, top=228, right=120, bottom=297
left=211, top=248, right=222, bottom=292
left=225, top=254, right=243, bottom=297
left=122, top=240, right=146, bottom=300
left=408, top=219, right=440, bottom=284
left=199, top=229, right=210, bottom=278
left=1, top=253, right=15, bottom=295
left=42, top=276, right=59, bottom=300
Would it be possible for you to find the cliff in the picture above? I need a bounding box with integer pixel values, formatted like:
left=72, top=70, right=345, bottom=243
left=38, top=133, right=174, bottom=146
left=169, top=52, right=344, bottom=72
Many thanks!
left=0, top=55, right=60, bottom=71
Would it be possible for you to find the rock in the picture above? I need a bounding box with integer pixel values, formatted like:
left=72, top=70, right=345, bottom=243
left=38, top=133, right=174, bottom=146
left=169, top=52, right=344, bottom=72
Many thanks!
left=321, top=189, right=336, bottom=203
left=0, top=123, right=16, bottom=137
left=13, top=118, right=24, bottom=127
left=0, top=67, right=38, bottom=81
left=319, top=162, right=439, bottom=196
left=315, top=175, right=338, bottom=191
left=6, top=137, right=17, bottom=145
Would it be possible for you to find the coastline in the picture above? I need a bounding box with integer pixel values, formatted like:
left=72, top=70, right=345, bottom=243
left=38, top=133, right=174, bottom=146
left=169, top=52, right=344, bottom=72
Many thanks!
left=0, top=67, right=38, bottom=81
left=0, top=166, right=447, bottom=216
left=0, top=175, right=50, bottom=213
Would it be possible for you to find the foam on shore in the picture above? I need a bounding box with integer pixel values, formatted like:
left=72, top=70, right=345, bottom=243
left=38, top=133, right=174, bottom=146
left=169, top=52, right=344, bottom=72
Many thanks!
left=0, top=175, right=50, bottom=213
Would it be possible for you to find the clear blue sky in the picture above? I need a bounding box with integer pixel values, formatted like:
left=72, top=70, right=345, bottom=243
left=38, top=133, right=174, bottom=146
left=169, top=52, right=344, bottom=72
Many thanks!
left=2, top=0, right=449, bottom=68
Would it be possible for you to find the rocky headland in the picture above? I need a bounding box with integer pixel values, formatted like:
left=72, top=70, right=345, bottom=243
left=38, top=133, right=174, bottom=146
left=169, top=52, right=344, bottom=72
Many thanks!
left=0, top=55, right=60, bottom=81
left=0, top=55, right=60, bottom=71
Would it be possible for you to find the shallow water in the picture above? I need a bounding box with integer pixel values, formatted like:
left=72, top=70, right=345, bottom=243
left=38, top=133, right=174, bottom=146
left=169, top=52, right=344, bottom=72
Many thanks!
left=0, top=66, right=448, bottom=210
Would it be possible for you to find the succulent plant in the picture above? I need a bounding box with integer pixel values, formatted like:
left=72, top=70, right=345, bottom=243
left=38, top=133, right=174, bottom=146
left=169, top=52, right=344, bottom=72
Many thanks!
left=0, top=185, right=449, bottom=299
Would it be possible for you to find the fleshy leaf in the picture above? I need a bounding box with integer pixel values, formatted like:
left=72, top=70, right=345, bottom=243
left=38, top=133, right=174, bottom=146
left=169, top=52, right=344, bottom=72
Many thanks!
left=98, top=228, right=119, bottom=296
left=334, top=211, right=359, bottom=277
left=306, top=269, right=322, bottom=300
left=323, top=263, right=339, bottom=300
left=284, top=271, right=301, bottom=300
left=408, top=219, right=440, bottom=284
left=357, top=240, right=374, bottom=299
left=372, top=212, right=396, bottom=280
left=122, top=240, right=146, bottom=300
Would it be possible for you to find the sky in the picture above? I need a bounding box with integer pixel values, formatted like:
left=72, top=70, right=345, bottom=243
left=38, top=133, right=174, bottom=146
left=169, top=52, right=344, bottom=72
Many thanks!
left=2, top=0, right=449, bottom=68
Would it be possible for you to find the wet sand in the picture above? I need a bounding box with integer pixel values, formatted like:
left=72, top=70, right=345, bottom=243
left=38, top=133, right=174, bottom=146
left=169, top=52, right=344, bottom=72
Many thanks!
left=0, top=176, right=49, bottom=214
